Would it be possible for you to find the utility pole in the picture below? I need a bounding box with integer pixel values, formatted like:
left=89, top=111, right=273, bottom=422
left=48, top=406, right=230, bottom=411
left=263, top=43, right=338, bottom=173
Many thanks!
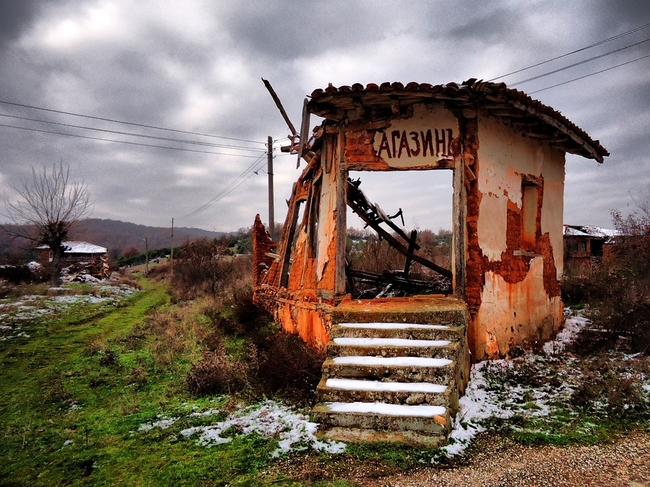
left=267, top=136, right=275, bottom=237
left=144, top=236, right=149, bottom=275
left=170, top=217, right=174, bottom=278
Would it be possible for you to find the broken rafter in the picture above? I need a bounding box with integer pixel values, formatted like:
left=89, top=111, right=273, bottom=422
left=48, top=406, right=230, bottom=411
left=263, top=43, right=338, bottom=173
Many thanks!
left=262, top=78, right=298, bottom=136
left=346, top=194, right=452, bottom=279
left=346, top=180, right=420, bottom=250
left=348, top=269, right=446, bottom=293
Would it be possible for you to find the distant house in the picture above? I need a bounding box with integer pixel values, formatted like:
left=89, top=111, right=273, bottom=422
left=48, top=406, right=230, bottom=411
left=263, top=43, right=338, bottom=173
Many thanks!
left=37, top=241, right=108, bottom=264
left=563, top=225, right=617, bottom=276
left=36, top=241, right=109, bottom=279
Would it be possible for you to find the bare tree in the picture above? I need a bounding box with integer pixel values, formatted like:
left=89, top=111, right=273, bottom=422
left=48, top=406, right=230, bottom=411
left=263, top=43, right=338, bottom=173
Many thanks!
left=3, top=162, right=91, bottom=284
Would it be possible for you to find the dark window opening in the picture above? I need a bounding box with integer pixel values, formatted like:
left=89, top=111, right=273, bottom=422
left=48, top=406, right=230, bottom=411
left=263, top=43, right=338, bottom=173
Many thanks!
left=522, top=183, right=539, bottom=245
left=591, top=239, right=604, bottom=257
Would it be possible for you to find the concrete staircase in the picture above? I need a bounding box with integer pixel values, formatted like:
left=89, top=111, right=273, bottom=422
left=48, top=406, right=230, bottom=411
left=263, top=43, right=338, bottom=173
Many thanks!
left=313, top=297, right=470, bottom=446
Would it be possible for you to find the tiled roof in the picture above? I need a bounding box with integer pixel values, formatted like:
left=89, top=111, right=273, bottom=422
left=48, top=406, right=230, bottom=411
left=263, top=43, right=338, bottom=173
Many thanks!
left=563, top=225, right=617, bottom=238
left=307, top=79, right=608, bottom=163
left=563, top=226, right=591, bottom=237
left=37, top=241, right=107, bottom=253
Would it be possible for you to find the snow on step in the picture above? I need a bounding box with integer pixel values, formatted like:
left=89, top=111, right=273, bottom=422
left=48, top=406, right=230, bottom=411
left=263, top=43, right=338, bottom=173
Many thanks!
left=338, top=322, right=450, bottom=330
left=332, top=356, right=453, bottom=367
left=333, top=337, right=451, bottom=347
left=325, top=402, right=446, bottom=417
left=326, top=378, right=447, bottom=393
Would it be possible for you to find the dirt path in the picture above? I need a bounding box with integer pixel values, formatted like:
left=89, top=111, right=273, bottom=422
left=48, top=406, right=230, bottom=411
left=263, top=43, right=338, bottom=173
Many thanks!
left=360, top=430, right=650, bottom=487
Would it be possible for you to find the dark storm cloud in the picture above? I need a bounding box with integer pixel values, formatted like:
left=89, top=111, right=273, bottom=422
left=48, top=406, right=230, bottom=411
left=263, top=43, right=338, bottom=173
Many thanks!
left=594, top=0, right=650, bottom=29
left=446, top=6, right=524, bottom=43
left=0, top=0, right=649, bottom=232
left=222, top=1, right=384, bottom=58
left=0, top=0, right=39, bottom=46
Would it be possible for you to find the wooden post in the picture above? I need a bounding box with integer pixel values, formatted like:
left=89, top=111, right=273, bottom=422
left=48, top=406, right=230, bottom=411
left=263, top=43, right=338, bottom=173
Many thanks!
left=170, top=217, right=174, bottom=278
left=144, top=236, right=149, bottom=275
left=403, top=230, right=418, bottom=279
left=267, top=136, right=275, bottom=238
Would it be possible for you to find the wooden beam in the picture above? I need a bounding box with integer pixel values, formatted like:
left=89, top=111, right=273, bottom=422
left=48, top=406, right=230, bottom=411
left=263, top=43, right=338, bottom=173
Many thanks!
left=262, top=78, right=298, bottom=136
left=403, top=229, right=418, bottom=279
left=347, top=197, right=452, bottom=279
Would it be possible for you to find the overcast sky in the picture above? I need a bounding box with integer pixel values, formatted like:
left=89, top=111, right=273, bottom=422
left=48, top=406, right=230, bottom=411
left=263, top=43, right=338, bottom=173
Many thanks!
left=0, top=0, right=648, bottom=233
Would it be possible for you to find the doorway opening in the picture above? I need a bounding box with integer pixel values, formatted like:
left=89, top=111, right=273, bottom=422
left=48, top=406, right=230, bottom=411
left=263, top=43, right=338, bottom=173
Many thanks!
left=345, top=169, right=454, bottom=299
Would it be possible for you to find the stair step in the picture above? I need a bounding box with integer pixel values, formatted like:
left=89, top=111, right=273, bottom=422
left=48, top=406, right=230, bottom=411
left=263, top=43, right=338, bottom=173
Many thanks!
left=318, top=427, right=447, bottom=447
left=333, top=337, right=451, bottom=347
left=313, top=401, right=450, bottom=433
left=315, top=297, right=469, bottom=445
left=321, top=401, right=446, bottom=416
left=328, top=338, right=460, bottom=359
left=322, top=356, right=455, bottom=382
left=332, top=322, right=464, bottom=341
left=317, top=377, right=450, bottom=405
left=339, top=322, right=451, bottom=330
left=325, top=378, right=447, bottom=393
left=331, top=356, right=453, bottom=367
left=331, top=296, right=468, bottom=327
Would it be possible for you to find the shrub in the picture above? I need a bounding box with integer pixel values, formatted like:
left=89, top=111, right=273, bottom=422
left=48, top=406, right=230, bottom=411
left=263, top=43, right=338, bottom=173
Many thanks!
left=186, top=344, right=253, bottom=395
left=142, top=304, right=209, bottom=367
left=187, top=288, right=324, bottom=402
left=254, top=332, right=323, bottom=403
left=171, top=237, right=253, bottom=301
left=569, top=355, right=649, bottom=417
left=568, top=194, right=650, bottom=355
left=169, top=235, right=324, bottom=402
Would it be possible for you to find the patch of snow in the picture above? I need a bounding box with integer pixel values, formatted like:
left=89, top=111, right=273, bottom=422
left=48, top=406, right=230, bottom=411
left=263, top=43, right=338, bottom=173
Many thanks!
left=78, top=274, right=101, bottom=283
left=139, top=417, right=178, bottom=431
left=332, top=356, right=453, bottom=367
left=443, top=311, right=596, bottom=458
left=0, top=331, right=30, bottom=341
left=333, top=337, right=450, bottom=347
left=52, top=295, right=114, bottom=304
left=325, top=402, right=446, bottom=417
left=326, top=378, right=446, bottom=393
left=338, top=322, right=450, bottom=330
left=178, top=401, right=345, bottom=457
left=543, top=312, right=590, bottom=355
left=189, top=409, right=220, bottom=418
left=443, top=361, right=513, bottom=457
left=624, top=353, right=642, bottom=361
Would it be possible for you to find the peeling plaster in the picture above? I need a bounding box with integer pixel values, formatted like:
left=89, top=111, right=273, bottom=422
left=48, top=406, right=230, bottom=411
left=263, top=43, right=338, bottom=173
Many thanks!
left=477, top=193, right=507, bottom=261
left=474, top=257, right=562, bottom=358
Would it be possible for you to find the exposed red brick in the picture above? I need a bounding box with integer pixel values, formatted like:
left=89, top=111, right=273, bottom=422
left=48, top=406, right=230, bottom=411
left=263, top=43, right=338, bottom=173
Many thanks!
left=252, top=214, right=277, bottom=291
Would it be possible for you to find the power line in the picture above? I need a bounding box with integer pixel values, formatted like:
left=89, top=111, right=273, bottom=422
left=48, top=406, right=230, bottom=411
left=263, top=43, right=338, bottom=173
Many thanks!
left=490, top=21, right=650, bottom=81
left=181, top=156, right=267, bottom=218
left=0, top=112, right=265, bottom=153
left=509, top=37, right=650, bottom=87
left=180, top=153, right=268, bottom=219
left=0, top=122, right=263, bottom=157
left=0, top=98, right=267, bottom=146
left=529, top=53, right=650, bottom=94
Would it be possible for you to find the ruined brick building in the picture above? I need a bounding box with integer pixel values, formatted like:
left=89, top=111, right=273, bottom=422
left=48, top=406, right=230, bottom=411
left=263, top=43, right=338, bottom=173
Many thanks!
left=253, top=79, right=608, bottom=444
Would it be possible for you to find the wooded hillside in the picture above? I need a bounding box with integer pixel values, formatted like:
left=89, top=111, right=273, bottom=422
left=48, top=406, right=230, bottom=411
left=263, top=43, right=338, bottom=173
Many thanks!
left=0, top=218, right=228, bottom=264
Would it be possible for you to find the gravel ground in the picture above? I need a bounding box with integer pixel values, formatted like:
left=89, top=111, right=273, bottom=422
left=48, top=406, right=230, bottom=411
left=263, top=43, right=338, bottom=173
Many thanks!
left=361, top=430, right=650, bottom=487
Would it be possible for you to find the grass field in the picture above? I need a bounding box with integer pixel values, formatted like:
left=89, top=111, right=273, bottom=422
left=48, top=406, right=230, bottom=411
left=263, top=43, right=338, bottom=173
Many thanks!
left=0, top=279, right=325, bottom=486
